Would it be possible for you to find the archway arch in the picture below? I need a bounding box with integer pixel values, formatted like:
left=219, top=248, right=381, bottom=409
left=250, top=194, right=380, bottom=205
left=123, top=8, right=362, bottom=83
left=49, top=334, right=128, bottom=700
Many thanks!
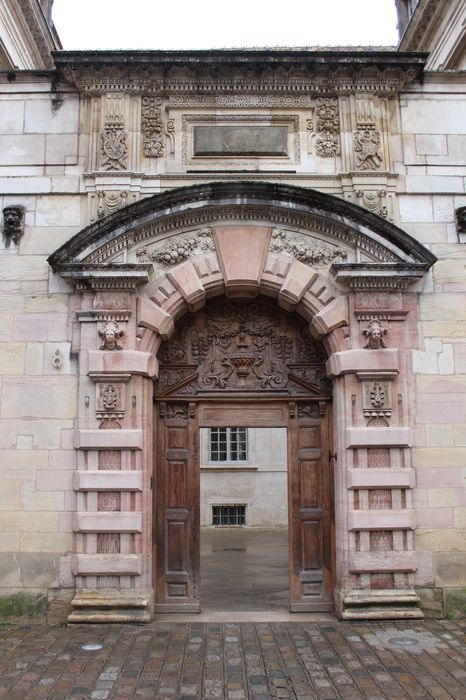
left=50, top=183, right=434, bottom=622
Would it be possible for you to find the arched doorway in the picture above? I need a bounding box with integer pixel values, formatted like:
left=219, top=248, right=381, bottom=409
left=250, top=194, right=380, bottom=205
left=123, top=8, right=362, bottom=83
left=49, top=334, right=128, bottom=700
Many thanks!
left=153, top=297, right=334, bottom=612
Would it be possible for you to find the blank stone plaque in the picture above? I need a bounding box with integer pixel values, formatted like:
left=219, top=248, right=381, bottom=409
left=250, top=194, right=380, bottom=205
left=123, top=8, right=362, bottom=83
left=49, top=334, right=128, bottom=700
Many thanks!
left=193, top=125, right=289, bottom=156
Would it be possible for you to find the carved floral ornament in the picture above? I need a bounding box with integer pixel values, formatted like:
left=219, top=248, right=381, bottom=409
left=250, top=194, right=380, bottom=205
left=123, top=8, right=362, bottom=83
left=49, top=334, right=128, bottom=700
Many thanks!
left=270, top=228, right=347, bottom=265
left=137, top=227, right=214, bottom=266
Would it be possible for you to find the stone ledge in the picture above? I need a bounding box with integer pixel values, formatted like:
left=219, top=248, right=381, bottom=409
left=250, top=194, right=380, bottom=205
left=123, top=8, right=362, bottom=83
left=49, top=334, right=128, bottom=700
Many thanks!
left=72, top=512, right=142, bottom=533
left=326, top=349, right=399, bottom=378
left=88, top=350, right=157, bottom=378
left=71, top=554, right=142, bottom=575
left=68, top=608, right=151, bottom=623
left=73, top=470, right=142, bottom=491
left=346, top=427, right=413, bottom=447
left=347, top=468, right=415, bottom=489
left=76, top=429, right=143, bottom=450
left=71, top=588, right=150, bottom=608
left=349, top=551, right=417, bottom=573
left=348, top=509, right=415, bottom=530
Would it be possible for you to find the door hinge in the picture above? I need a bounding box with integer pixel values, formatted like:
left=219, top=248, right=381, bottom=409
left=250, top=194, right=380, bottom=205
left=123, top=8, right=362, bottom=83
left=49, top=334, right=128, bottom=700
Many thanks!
left=329, top=450, right=337, bottom=462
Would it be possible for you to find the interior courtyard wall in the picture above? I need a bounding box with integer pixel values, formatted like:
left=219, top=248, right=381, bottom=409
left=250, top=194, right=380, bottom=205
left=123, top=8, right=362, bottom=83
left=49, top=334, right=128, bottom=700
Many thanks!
left=0, top=49, right=465, bottom=619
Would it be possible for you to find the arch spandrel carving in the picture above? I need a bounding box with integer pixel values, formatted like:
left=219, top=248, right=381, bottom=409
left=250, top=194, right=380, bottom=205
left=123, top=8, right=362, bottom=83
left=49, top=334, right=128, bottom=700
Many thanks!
left=154, top=299, right=331, bottom=399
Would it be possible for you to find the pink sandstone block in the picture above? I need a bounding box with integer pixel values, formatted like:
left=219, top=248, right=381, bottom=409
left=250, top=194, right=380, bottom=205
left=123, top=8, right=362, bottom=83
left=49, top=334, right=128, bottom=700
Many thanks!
left=166, top=260, right=206, bottom=311
left=73, top=470, right=142, bottom=491
left=137, top=297, right=175, bottom=340
left=310, top=296, right=349, bottom=338
left=416, top=467, right=462, bottom=487
left=349, top=551, right=417, bottom=573
left=346, top=427, right=413, bottom=448
left=214, top=225, right=271, bottom=298
left=347, top=468, right=415, bottom=489
left=88, top=350, right=157, bottom=378
left=348, top=509, right=415, bottom=530
left=326, top=349, right=399, bottom=378
left=36, top=469, right=74, bottom=491
left=71, top=554, right=142, bottom=576
left=76, top=429, right=143, bottom=450
left=73, top=511, right=142, bottom=533
left=416, top=508, right=454, bottom=528
left=278, top=260, right=317, bottom=310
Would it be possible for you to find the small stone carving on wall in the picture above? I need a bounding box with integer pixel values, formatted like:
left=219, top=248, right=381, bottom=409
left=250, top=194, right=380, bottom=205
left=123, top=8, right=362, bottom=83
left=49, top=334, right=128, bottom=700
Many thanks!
left=355, top=190, right=389, bottom=219
left=97, top=190, right=128, bottom=219
left=98, top=320, right=124, bottom=350
left=362, top=380, right=392, bottom=420
left=354, top=125, right=383, bottom=170
left=362, top=319, right=387, bottom=349
left=141, top=97, right=164, bottom=157
left=2, top=206, right=25, bottom=247
left=101, top=116, right=128, bottom=171
left=315, top=98, right=340, bottom=157
left=96, top=382, right=125, bottom=420
left=456, top=206, right=466, bottom=235
left=270, top=228, right=347, bottom=265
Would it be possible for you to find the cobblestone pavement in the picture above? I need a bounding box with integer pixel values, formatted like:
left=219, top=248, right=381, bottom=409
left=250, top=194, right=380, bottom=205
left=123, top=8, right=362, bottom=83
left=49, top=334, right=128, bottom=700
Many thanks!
left=0, top=619, right=465, bottom=699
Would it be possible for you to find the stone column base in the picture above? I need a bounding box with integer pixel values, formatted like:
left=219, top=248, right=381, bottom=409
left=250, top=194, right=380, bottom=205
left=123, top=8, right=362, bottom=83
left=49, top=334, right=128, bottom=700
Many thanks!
left=341, top=589, right=424, bottom=620
left=67, top=588, right=152, bottom=623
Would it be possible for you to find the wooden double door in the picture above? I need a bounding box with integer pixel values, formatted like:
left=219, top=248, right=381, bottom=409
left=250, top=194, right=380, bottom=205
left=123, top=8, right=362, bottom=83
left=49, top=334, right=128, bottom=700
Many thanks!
left=152, top=298, right=335, bottom=613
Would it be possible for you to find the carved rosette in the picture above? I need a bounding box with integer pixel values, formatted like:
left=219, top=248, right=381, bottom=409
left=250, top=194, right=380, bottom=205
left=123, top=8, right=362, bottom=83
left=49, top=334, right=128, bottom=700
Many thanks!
left=101, top=118, right=128, bottom=171
left=141, top=96, right=164, bottom=157
left=155, top=299, right=330, bottom=398
left=315, top=98, right=340, bottom=157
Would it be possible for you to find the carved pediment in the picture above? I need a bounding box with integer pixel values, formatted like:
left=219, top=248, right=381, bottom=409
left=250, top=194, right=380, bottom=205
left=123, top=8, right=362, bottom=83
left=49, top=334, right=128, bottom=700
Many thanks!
left=154, top=299, right=330, bottom=398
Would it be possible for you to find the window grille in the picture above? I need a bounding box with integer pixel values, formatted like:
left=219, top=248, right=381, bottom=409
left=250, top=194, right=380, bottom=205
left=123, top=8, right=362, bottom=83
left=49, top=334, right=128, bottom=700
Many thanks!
left=208, top=427, right=248, bottom=463
left=212, top=505, right=246, bottom=526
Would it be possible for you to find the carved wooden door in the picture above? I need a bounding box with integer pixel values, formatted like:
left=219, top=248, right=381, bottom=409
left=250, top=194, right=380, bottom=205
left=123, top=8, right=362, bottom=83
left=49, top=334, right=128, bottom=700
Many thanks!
left=153, top=298, right=333, bottom=612
left=288, top=402, right=334, bottom=611
left=154, top=401, right=200, bottom=612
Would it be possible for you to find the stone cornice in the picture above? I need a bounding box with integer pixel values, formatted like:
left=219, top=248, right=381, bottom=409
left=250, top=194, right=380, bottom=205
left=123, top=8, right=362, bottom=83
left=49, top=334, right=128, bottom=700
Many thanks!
left=52, top=49, right=427, bottom=96
left=398, top=0, right=448, bottom=52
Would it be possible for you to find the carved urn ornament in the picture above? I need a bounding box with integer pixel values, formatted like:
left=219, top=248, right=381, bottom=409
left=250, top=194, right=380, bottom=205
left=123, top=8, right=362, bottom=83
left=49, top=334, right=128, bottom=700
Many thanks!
left=363, top=319, right=387, bottom=349
left=2, top=206, right=25, bottom=247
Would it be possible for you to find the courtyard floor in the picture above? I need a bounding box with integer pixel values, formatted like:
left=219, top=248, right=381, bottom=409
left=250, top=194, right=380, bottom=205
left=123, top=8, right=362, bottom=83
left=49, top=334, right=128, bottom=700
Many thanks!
left=0, top=619, right=465, bottom=699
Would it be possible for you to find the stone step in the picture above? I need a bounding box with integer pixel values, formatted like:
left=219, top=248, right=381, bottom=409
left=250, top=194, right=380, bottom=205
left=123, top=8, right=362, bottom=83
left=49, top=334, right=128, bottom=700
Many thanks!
left=71, top=590, right=149, bottom=609
left=341, top=607, right=424, bottom=620
left=68, top=608, right=151, bottom=624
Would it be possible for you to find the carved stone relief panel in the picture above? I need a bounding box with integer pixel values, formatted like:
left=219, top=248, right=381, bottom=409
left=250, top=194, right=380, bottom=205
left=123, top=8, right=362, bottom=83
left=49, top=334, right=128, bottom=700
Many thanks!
left=136, top=227, right=214, bottom=266
left=101, top=117, right=128, bottom=171
left=315, top=98, right=340, bottom=158
left=362, top=380, right=392, bottom=420
left=269, top=228, right=347, bottom=265
left=352, top=96, right=384, bottom=171
left=154, top=299, right=330, bottom=398
left=96, top=382, right=125, bottom=420
left=141, top=97, right=164, bottom=157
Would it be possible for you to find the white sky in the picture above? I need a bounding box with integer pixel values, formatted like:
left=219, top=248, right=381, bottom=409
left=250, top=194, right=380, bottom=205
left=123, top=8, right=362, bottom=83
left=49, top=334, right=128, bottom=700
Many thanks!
left=52, top=0, right=399, bottom=51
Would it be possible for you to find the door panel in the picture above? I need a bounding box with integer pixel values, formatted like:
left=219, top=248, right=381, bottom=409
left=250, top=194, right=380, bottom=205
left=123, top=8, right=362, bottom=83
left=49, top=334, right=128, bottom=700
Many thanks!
left=155, top=402, right=200, bottom=612
left=289, top=402, right=333, bottom=611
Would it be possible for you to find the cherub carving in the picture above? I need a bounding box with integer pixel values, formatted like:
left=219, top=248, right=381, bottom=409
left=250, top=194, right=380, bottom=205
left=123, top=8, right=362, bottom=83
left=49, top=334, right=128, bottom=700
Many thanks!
left=363, top=319, right=387, bottom=350
left=99, top=320, right=124, bottom=351
left=2, top=206, right=25, bottom=247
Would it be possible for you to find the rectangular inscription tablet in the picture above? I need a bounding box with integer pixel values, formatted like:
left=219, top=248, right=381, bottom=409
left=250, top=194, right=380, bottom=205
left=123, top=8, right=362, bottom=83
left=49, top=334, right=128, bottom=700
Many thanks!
left=193, top=125, right=289, bottom=157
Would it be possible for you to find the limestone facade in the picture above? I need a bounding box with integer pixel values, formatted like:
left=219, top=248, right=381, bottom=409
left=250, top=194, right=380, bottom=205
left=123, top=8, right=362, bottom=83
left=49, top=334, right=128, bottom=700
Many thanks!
left=0, top=3, right=465, bottom=622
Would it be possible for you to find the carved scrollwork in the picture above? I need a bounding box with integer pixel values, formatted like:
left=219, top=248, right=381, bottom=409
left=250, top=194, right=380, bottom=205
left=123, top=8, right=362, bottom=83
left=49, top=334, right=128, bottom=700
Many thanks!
left=297, top=403, right=320, bottom=419
left=154, top=299, right=329, bottom=398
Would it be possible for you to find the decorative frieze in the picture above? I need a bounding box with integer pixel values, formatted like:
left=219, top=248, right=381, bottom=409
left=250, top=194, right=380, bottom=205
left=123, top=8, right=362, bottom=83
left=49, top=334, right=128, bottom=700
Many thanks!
left=141, top=96, right=164, bottom=157
left=269, top=228, right=347, bottom=265
left=315, top=98, right=340, bottom=157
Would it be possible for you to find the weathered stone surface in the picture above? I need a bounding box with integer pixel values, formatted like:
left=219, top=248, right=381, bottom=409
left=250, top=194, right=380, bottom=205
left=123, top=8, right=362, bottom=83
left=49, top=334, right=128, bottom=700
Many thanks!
left=193, top=126, right=288, bottom=156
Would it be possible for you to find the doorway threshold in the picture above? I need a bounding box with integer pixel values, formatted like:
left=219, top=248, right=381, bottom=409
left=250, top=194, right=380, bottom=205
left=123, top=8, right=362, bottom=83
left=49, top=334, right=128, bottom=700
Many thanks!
left=155, top=610, right=336, bottom=623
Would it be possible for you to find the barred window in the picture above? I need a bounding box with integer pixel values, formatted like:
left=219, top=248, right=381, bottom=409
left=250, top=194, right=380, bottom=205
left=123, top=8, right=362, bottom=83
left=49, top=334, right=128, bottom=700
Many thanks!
left=208, top=427, right=248, bottom=463
left=212, top=505, right=246, bottom=526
